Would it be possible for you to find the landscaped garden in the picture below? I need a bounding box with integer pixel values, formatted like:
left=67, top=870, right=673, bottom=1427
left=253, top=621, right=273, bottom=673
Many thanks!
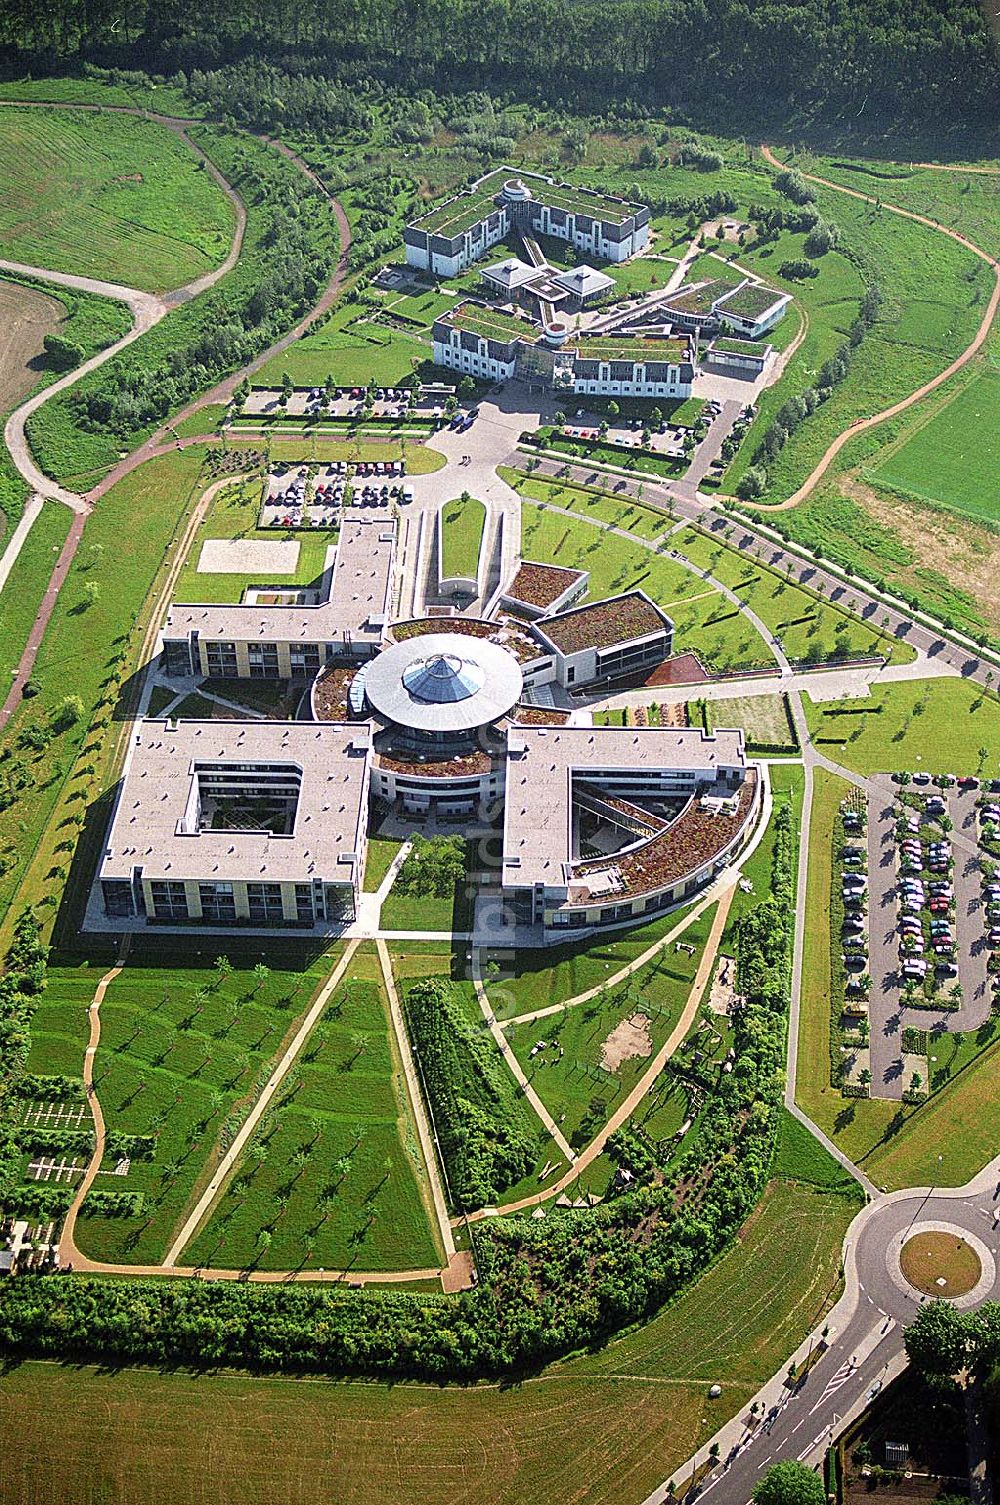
left=182, top=946, right=442, bottom=1273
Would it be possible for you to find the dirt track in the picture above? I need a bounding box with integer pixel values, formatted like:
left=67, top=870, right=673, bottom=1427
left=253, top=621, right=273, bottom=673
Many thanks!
left=748, top=144, right=1000, bottom=512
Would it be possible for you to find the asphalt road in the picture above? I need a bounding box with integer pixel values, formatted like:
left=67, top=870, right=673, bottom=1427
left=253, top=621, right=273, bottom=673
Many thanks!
left=650, top=1177, right=1000, bottom=1505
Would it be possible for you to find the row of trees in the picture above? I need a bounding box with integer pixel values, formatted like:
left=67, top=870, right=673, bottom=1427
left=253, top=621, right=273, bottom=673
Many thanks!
left=404, top=977, right=536, bottom=1209
left=2, top=0, right=996, bottom=135
left=0, top=913, right=51, bottom=1213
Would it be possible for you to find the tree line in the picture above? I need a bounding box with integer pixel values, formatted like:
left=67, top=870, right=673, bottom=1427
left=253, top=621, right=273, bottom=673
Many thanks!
left=1, top=0, right=997, bottom=137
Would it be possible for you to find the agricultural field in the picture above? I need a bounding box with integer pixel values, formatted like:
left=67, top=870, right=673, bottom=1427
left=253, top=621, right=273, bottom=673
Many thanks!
left=868, top=366, right=1000, bottom=520
left=0, top=107, right=235, bottom=291
left=504, top=905, right=715, bottom=1148
left=439, top=493, right=486, bottom=580
left=0, top=279, right=64, bottom=409
left=519, top=500, right=775, bottom=675
left=182, top=947, right=442, bottom=1273
left=0, top=1175, right=856, bottom=1505
left=803, top=677, right=1000, bottom=777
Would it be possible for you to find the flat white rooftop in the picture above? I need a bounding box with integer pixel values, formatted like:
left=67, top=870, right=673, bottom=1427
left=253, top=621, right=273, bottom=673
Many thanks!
left=502, top=724, right=746, bottom=889
left=166, top=514, right=396, bottom=647
left=101, top=719, right=371, bottom=886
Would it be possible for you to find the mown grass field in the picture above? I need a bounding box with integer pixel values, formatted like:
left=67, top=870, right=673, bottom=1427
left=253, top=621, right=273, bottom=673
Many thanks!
left=183, top=947, right=441, bottom=1273
left=256, top=302, right=433, bottom=387
left=363, top=835, right=404, bottom=891
left=519, top=500, right=775, bottom=675
left=0, top=502, right=72, bottom=686
left=486, top=902, right=699, bottom=1020
left=504, top=907, right=715, bottom=1147
left=0, top=447, right=209, bottom=935
left=0, top=107, right=235, bottom=291
left=870, top=366, right=1000, bottom=520
left=803, top=677, right=1000, bottom=776
left=502, top=467, right=671, bottom=542
left=439, top=494, right=486, bottom=580
left=0, top=1177, right=855, bottom=1505
left=673, top=524, right=912, bottom=665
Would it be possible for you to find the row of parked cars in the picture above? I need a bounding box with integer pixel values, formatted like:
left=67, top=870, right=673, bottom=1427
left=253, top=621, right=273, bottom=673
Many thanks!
left=841, top=820, right=868, bottom=982
left=896, top=804, right=956, bottom=982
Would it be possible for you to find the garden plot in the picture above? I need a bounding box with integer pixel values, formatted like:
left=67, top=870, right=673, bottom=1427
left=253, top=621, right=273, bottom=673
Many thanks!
left=197, top=540, right=300, bottom=574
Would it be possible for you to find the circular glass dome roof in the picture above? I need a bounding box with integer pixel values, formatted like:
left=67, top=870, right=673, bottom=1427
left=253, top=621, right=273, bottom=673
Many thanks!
left=363, top=631, right=524, bottom=733
left=401, top=652, right=485, bottom=704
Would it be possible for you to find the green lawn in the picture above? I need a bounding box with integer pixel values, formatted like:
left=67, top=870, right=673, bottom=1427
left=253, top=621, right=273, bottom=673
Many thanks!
left=0, top=106, right=235, bottom=291
left=486, top=902, right=699, bottom=1020
left=256, top=303, right=432, bottom=388
left=0, top=1179, right=854, bottom=1505
left=503, top=466, right=671, bottom=542
left=519, top=499, right=775, bottom=675
left=870, top=367, right=1000, bottom=521
left=673, top=524, right=911, bottom=666
left=439, top=494, right=486, bottom=582
left=183, top=947, right=441, bottom=1273
left=0, top=447, right=209, bottom=934
left=504, top=906, right=715, bottom=1148
left=771, top=1107, right=860, bottom=1194
left=170, top=404, right=229, bottom=439
left=0, top=502, right=73, bottom=686
left=32, top=947, right=343, bottom=1265
left=363, top=836, right=404, bottom=892
left=804, top=678, right=1000, bottom=777
left=172, top=475, right=337, bottom=606
left=379, top=842, right=477, bottom=932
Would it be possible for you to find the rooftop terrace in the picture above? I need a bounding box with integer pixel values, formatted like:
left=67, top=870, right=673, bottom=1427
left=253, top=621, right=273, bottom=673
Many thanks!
left=715, top=282, right=787, bottom=319
left=536, top=591, right=669, bottom=656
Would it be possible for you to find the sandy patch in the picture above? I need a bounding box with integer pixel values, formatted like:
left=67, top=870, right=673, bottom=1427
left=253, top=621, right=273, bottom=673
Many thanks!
left=600, top=1012, right=653, bottom=1073
left=842, top=474, right=1000, bottom=633
left=708, top=954, right=740, bottom=1015
left=197, top=539, right=300, bottom=574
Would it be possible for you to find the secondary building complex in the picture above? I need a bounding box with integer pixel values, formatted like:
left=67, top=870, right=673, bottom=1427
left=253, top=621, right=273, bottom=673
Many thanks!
left=404, top=169, right=650, bottom=277
left=431, top=302, right=696, bottom=398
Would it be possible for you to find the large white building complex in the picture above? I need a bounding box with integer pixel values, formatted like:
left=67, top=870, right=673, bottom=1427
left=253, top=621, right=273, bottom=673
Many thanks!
left=96, top=512, right=761, bottom=935
left=404, top=169, right=651, bottom=277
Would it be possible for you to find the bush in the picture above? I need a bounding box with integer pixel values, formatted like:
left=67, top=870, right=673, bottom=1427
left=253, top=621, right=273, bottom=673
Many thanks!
left=773, top=170, right=816, bottom=206
left=43, top=333, right=84, bottom=371
left=778, top=258, right=820, bottom=280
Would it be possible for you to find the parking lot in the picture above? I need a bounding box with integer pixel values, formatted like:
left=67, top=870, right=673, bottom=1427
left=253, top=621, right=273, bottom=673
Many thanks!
left=866, top=775, right=995, bottom=1100
left=259, top=461, right=409, bottom=529
left=243, top=385, right=447, bottom=422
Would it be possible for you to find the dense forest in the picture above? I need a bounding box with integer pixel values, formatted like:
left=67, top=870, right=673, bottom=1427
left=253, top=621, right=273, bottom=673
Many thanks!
left=1, top=0, right=997, bottom=139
